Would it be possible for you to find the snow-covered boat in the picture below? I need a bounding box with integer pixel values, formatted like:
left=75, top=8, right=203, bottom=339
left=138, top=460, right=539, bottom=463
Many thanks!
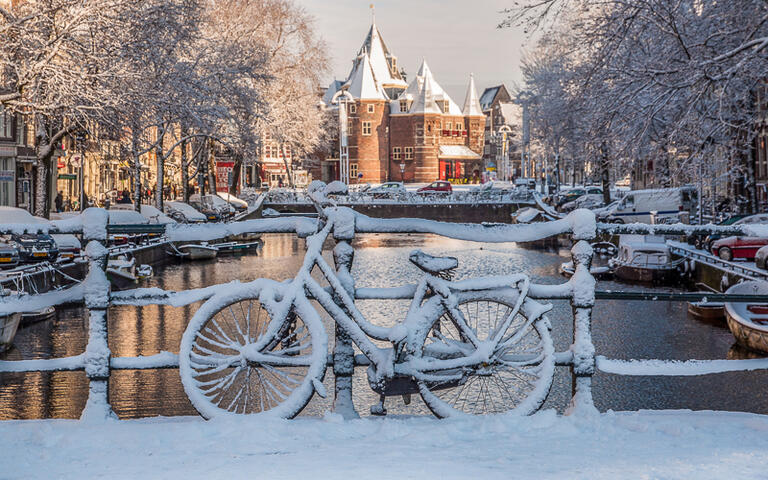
left=176, top=243, right=219, bottom=260
left=214, top=239, right=263, bottom=254
left=21, top=305, right=56, bottom=324
left=106, top=254, right=138, bottom=290
left=724, top=281, right=768, bottom=353
left=608, top=235, right=682, bottom=284
left=0, top=311, right=21, bottom=353
left=558, top=261, right=612, bottom=279
left=687, top=301, right=725, bottom=324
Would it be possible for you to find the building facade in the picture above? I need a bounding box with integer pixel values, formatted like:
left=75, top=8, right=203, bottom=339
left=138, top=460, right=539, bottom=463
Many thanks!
left=321, top=21, right=486, bottom=184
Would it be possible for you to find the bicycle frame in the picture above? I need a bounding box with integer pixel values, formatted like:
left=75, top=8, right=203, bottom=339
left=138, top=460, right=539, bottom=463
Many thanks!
left=251, top=212, right=542, bottom=386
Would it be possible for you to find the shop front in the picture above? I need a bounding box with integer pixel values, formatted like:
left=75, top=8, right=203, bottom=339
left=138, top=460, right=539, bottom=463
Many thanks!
left=438, top=145, right=483, bottom=183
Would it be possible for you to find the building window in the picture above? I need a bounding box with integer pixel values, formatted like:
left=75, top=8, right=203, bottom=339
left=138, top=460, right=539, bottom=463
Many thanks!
left=456, top=122, right=464, bottom=131
left=350, top=163, right=358, bottom=179
left=393, top=147, right=401, bottom=160
left=367, top=104, right=375, bottom=113
left=443, top=122, right=451, bottom=135
left=405, top=147, right=413, bottom=160
left=347, top=119, right=353, bottom=133
left=362, top=121, right=372, bottom=136
left=349, top=103, right=357, bottom=114
left=0, top=108, right=10, bottom=139
left=399, top=99, right=408, bottom=112
left=443, top=100, right=450, bottom=113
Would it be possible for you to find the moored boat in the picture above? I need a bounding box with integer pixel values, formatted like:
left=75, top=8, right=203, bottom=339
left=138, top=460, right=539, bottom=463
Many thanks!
left=106, top=254, right=138, bottom=290
left=0, top=311, right=21, bottom=353
left=686, top=301, right=725, bottom=324
left=608, top=235, right=682, bottom=284
left=177, top=243, right=219, bottom=260
left=724, top=281, right=768, bottom=354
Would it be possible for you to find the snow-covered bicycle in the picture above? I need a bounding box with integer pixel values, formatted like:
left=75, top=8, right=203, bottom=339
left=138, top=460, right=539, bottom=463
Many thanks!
left=179, top=183, right=555, bottom=419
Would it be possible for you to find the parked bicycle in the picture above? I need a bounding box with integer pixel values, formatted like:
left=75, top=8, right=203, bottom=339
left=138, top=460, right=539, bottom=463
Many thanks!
left=179, top=183, right=556, bottom=419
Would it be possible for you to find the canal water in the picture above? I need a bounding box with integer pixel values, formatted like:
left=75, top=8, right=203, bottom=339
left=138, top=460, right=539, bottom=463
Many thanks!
left=1, top=233, right=766, bottom=420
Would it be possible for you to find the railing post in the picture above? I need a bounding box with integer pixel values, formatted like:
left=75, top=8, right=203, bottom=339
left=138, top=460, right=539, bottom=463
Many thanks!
left=79, top=209, right=116, bottom=421
left=566, top=221, right=599, bottom=417
left=331, top=209, right=359, bottom=419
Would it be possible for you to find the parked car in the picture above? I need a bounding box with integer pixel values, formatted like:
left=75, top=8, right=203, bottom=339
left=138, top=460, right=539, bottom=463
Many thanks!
left=164, top=201, right=207, bottom=223
left=189, top=194, right=235, bottom=221
left=597, top=186, right=698, bottom=224
left=417, top=181, right=452, bottom=194
left=515, top=178, right=537, bottom=190
left=12, top=232, right=59, bottom=263
left=0, top=239, right=20, bottom=268
left=52, top=234, right=81, bottom=262
left=367, top=182, right=406, bottom=197
left=698, top=214, right=767, bottom=252
left=755, top=244, right=768, bottom=269
left=560, top=191, right=606, bottom=212
left=216, top=192, right=248, bottom=213
left=711, top=236, right=768, bottom=261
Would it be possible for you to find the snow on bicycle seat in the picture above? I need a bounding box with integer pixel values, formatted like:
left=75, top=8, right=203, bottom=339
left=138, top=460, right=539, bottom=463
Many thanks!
left=409, top=250, right=459, bottom=274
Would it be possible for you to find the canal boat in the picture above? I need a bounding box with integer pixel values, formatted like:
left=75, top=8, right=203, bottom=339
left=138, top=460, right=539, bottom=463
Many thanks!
left=106, top=254, right=138, bottom=290
left=0, top=310, right=21, bottom=353
left=724, top=281, right=768, bottom=354
left=558, top=261, right=613, bottom=279
left=608, top=235, right=683, bottom=284
left=214, top=239, right=262, bottom=254
left=176, top=243, right=219, bottom=260
left=686, top=301, right=725, bottom=324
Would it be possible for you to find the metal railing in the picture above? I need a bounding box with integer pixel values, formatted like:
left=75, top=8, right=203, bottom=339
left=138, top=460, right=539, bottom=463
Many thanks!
left=1, top=207, right=767, bottom=420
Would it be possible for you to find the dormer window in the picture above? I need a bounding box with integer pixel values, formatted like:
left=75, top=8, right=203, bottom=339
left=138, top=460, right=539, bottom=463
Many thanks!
left=349, top=103, right=357, bottom=114
left=399, top=99, right=409, bottom=112
left=443, top=100, right=450, bottom=113
left=390, top=57, right=397, bottom=71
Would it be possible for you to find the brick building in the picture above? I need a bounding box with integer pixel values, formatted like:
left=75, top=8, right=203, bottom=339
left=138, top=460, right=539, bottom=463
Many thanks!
left=321, top=21, right=485, bottom=184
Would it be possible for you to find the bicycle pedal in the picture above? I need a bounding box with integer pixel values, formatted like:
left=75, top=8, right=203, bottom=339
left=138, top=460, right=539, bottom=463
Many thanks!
left=370, top=404, right=387, bottom=416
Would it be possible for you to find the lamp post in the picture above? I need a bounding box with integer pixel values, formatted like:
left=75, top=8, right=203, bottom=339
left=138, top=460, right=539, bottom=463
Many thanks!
left=332, top=90, right=355, bottom=185
left=497, top=125, right=512, bottom=181
left=399, top=162, right=405, bottom=183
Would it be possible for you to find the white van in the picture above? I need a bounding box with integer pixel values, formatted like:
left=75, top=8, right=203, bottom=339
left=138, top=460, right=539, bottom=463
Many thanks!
left=597, top=187, right=697, bottom=224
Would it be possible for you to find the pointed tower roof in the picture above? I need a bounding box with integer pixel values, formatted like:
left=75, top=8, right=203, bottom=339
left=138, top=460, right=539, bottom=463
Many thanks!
left=345, top=53, right=387, bottom=100
left=355, top=21, right=406, bottom=87
left=462, top=74, right=484, bottom=116
left=409, top=66, right=441, bottom=115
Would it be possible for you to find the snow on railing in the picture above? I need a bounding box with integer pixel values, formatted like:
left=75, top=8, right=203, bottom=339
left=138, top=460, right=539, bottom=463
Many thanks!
left=0, top=198, right=765, bottom=421
left=262, top=187, right=536, bottom=206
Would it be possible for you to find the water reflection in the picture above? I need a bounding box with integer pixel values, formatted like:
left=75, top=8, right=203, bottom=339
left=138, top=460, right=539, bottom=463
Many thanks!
left=1, top=233, right=767, bottom=419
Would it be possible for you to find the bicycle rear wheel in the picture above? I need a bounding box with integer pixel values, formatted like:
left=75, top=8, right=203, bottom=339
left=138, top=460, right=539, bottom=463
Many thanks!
left=417, top=290, right=554, bottom=418
left=179, top=287, right=327, bottom=419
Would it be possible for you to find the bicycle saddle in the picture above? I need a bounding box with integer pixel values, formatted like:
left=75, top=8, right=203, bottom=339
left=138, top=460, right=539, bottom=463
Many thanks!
left=409, top=250, right=458, bottom=275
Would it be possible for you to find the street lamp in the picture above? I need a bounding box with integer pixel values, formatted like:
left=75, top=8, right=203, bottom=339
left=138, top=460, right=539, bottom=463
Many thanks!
left=331, top=90, right=355, bottom=185
left=497, top=125, right=512, bottom=181
left=399, top=162, right=405, bottom=183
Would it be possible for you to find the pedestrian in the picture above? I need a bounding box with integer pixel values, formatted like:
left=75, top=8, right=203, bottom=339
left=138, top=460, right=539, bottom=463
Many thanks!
left=172, top=184, right=177, bottom=199
left=82, top=192, right=89, bottom=209
left=278, top=176, right=284, bottom=188
left=55, top=191, right=63, bottom=212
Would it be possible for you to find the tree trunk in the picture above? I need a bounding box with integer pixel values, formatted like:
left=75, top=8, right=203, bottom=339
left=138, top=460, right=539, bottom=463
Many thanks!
left=281, top=144, right=294, bottom=188
left=600, top=143, right=611, bottom=205
left=181, top=126, right=189, bottom=203
left=155, top=124, right=165, bottom=211
left=132, top=130, right=143, bottom=211
left=229, top=153, right=242, bottom=195
left=33, top=156, right=50, bottom=218
left=208, top=138, right=217, bottom=194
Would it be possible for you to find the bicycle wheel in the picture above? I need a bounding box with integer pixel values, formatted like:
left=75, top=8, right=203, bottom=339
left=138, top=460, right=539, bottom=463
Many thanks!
left=179, top=287, right=328, bottom=419
left=417, top=290, right=554, bottom=418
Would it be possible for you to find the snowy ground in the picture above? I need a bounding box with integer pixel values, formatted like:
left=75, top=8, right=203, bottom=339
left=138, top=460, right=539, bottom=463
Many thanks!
left=3, top=409, right=768, bottom=479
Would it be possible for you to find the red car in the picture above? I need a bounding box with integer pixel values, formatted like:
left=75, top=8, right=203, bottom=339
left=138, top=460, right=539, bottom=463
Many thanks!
left=417, top=181, right=453, bottom=194
left=711, top=236, right=768, bottom=261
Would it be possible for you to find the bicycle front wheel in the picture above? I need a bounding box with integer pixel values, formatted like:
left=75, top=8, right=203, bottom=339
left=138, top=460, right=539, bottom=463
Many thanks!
left=417, top=290, right=554, bottom=418
left=179, top=287, right=327, bottom=419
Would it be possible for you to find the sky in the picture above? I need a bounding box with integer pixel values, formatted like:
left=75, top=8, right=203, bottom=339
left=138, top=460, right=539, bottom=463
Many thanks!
left=299, top=0, right=531, bottom=102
